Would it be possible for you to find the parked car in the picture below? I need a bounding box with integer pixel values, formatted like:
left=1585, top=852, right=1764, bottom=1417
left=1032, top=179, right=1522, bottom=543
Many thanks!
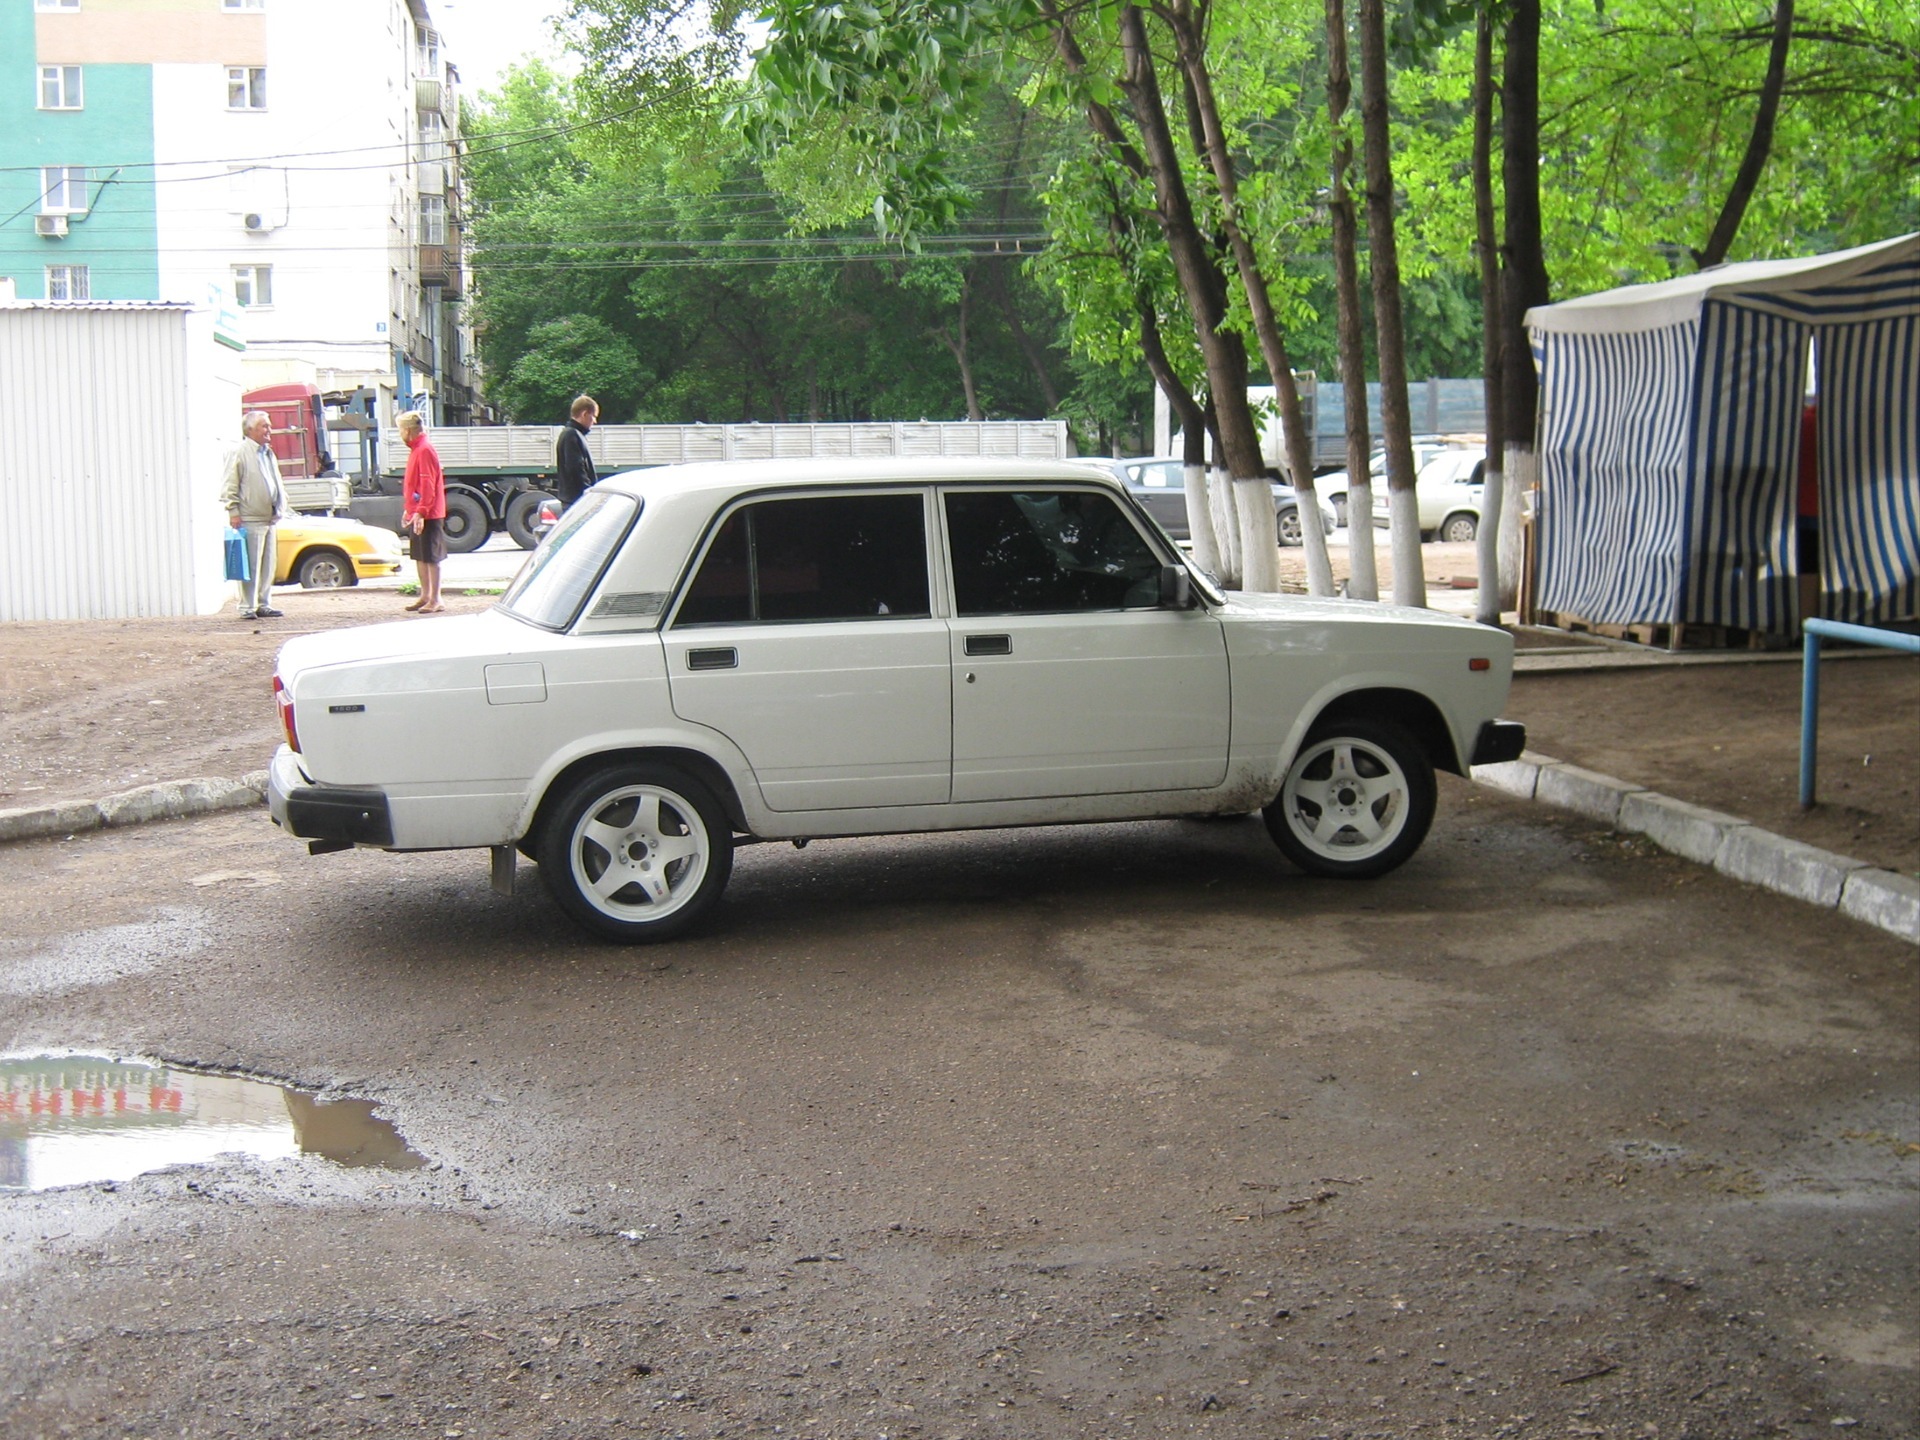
left=273, top=517, right=406, bottom=589
left=1318, top=438, right=1471, bottom=528
left=267, top=458, right=1524, bottom=943
left=1371, top=449, right=1486, bottom=542
left=1069, top=456, right=1337, bottom=545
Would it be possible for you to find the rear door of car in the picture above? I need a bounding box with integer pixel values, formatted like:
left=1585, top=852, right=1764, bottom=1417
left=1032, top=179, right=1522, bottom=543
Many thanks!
left=939, top=485, right=1229, bottom=803
left=662, top=489, right=952, bottom=811
left=1124, top=460, right=1190, bottom=539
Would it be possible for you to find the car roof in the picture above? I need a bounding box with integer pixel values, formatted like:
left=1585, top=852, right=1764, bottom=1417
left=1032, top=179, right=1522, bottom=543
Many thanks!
left=599, top=455, right=1116, bottom=504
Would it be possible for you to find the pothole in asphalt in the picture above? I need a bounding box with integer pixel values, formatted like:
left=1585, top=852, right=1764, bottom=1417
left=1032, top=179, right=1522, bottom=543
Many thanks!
left=1, top=1052, right=426, bottom=1193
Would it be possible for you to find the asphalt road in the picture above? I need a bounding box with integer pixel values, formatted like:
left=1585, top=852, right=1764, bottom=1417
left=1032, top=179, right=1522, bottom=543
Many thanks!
left=2, top=777, right=1915, bottom=1437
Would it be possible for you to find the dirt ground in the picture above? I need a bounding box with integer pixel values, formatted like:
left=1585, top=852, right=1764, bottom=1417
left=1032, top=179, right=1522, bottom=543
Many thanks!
left=2, top=556, right=1914, bottom=877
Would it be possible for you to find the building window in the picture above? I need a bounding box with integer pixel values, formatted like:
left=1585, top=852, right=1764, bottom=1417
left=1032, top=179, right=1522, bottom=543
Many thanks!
left=46, top=265, right=89, bottom=301
left=232, top=264, right=272, bottom=307
left=39, top=166, right=89, bottom=214
left=416, top=28, right=440, bottom=76
left=227, top=66, right=266, bottom=110
left=419, top=194, right=446, bottom=246
left=221, top=0, right=265, bottom=9
left=39, top=65, right=83, bottom=110
left=35, top=0, right=81, bottom=11
left=418, top=110, right=447, bottom=163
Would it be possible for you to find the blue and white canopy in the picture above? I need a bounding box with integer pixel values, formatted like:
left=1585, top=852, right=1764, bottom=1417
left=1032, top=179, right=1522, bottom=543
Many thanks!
left=1526, top=233, right=1920, bottom=632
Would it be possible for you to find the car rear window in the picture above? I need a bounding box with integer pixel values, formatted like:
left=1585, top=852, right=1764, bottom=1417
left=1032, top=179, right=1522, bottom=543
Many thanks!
left=498, top=489, right=638, bottom=630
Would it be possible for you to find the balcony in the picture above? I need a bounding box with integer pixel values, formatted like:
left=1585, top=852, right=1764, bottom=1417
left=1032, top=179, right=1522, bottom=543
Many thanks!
left=414, top=75, right=442, bottom=114
left=419, top=237, right=464, bottom=298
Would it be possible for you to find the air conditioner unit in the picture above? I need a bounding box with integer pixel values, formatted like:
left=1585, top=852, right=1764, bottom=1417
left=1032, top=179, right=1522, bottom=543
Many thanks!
left=35, top=214, right=70, bottom=238
left=244, top=212, right=269, bottom=232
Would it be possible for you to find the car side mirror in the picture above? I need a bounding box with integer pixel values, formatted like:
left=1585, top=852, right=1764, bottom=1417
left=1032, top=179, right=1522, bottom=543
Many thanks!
left=1160, top=564, right=1192, bottom=609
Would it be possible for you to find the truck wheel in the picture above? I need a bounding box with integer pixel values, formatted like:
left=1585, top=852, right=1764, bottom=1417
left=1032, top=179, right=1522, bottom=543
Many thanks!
left=536, top=762, right=734, bottom=943
left=442, top=490, right=489, bottom=554
left=296, top=548, right=355, bottom=589
left=1263, top=719, right=1436, bottom=878
left=504, top=490, right=545, bottom=550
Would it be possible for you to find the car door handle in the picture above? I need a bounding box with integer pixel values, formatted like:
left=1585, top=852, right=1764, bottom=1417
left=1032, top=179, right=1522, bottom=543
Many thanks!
left=964, top=634, right=1012, bottom=656
left=686, top=647, right=738, bottom=671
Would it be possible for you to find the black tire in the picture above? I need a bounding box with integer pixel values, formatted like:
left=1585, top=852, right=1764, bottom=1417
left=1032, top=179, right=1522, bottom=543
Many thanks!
left=295, top=548, right=355, bottom=589
left=504, top=490, right=545, bottom=550
left=1439, top=512, right=1478, bottom=543
left=1275, top=504, right=1305, bottom=547
left=1262, top=719, right=1436, bottom=879
left=442, top=489, right=489, bottom=554
left=536, top=762, right=734, bottom=943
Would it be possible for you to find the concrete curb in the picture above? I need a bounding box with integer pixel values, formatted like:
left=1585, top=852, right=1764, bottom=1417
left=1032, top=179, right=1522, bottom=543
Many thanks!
left=0, top=773, right=268, bottom=845
left=2, top=756, right=1912, bottom=946
left=1472, top=753, right=1918, bottom=945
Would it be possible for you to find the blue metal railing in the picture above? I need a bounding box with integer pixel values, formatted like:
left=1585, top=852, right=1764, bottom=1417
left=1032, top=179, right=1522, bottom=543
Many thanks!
left=1800, top=618, right=1920, bottom=809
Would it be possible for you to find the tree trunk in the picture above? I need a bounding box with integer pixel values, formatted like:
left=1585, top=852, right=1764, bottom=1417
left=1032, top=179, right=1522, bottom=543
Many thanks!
left=1696, top=0, right=1795, bottom=269
left=1358, top=0, right=1423, bottom=606
left=1325, top=0, right=1378, bottom=602
left=934, top=271, right=983, bottom=421
left=1499, top=0, right=1551, bottom=613
left=1472, top=3, right=1509, bottom=624
left=1139, top=297, right=1226, bottom=577
left=1162, top=0, right=1323, bottom=596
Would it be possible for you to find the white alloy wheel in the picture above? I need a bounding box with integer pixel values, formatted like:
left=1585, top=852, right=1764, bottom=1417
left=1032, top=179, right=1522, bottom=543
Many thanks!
left=537, top=764, right=733, bottom=942
left=1275, top=505, right=1305, bottom=546
left=1439, top=512, right=1478, bottom=543
left=1263, top=720, right=1436, bottom=878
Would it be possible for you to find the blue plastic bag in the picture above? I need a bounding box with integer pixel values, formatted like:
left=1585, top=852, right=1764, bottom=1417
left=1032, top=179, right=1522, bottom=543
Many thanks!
left=224, top=528, right=251, bottom=582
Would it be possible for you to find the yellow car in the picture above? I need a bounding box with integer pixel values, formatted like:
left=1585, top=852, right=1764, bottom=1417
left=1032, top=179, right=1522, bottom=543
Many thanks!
left=273, top=517, right=406, bottom=589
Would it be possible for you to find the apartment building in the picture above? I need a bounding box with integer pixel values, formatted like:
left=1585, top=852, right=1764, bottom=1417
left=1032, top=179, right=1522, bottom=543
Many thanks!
left=0, top=0, right=477, bottom=443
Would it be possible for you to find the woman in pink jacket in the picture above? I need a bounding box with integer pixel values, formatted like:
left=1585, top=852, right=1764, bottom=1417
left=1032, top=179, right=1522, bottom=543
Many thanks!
left=398, top=411, right=447, bottom=613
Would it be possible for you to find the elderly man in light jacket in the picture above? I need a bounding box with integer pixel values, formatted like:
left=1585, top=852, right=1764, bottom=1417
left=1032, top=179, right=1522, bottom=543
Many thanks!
left=222, top=410, right=290, bottom=619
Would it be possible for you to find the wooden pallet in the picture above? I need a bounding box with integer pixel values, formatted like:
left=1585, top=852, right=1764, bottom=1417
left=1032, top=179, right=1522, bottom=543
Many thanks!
left=1532, top=611, right=1792, bottom=652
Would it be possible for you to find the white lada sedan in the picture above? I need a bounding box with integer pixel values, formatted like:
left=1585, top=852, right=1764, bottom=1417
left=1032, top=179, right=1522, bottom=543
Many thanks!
left=268, top=458, right=1525, bottom=943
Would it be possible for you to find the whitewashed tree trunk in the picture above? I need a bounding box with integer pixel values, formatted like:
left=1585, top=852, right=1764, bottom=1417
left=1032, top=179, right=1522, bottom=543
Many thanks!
left=1210, top=466, right=1243, bottom=587
left=1182, top=461, right=1224, bottom=579
left=1296, top=486, right=1335, bottom=596
left=1474, top=461, right=1505, bottom=624
left=1498, top=443, right=1534, bottom=611
left=1389, top=487, right=1426, bottom=607
left=1236, top=479, right=1281, bottom=592
left=1346, top=480, right=1379, bottom=600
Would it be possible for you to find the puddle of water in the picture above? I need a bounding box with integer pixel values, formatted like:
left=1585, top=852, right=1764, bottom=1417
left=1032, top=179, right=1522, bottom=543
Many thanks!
left=0, top=1053, right=426, bottom=1193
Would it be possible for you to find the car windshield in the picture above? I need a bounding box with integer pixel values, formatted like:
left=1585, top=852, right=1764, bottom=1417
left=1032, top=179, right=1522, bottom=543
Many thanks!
left=498, top=490, right=639, bottom=630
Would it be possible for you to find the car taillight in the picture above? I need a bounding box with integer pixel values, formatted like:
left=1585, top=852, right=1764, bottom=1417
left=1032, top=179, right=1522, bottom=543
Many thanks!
left=273, top=674, right=300, bottom=752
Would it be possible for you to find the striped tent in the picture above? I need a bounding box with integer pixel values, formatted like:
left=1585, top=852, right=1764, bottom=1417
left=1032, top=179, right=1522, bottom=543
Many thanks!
left=1526, top=234, right=1920, bottom=634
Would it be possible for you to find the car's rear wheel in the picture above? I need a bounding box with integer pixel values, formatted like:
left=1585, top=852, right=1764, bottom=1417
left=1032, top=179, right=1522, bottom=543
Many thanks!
left=1263, top=719, right=1435, bottom=878
left=442, top=490, right=489, bottom=554
left=296, top=548, right=355, bottom=589
left=504, top=490, right=545, bottom=549
left=1275, top=504, right=1305, bottom=547
left=1439, top=512, right=1478, bottom=543
left=536, top=763, right=733, bottom=943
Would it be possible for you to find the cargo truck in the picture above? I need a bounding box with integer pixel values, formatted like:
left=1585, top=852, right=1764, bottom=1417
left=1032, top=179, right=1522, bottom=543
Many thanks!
left=248, top=384, right=1073, bottom=553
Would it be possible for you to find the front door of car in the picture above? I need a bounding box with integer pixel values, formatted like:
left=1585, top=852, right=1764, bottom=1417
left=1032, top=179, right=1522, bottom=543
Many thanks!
left=941, top=488, right=1230, bottom=803
left=664, top=491, right=951, bottom=811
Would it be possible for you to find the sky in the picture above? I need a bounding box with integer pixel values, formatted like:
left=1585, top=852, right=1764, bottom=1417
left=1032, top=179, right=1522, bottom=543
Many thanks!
left=431, top=0, right=572, bottom=98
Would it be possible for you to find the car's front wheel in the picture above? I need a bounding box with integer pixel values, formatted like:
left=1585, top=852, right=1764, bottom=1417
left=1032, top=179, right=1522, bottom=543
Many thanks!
left=1263, top=719, right=1435, bottom=878
left=536, top=763, right=733, bottom=943
left=1275, top=504, right=1305, bottom=547
left=296, top=548, right=355, bottom=588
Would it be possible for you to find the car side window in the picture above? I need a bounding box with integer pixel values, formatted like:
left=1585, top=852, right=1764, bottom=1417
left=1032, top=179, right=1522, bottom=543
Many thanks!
left=945, top=489, right=1167, bottom=616
left=675, top=493, right=930, bottom=625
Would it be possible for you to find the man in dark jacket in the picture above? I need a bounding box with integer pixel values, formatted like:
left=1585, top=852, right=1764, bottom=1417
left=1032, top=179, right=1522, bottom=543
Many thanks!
left=554, top=395, right=599, bottom=506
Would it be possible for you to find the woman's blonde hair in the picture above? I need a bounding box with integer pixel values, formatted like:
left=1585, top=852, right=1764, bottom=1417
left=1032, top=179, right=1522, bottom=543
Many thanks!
left=397, top=410, right=425, bottom=438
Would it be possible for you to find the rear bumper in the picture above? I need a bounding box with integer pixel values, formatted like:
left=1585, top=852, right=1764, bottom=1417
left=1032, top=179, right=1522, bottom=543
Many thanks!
left=268, top=747, right=394, bottom=846
left=1470, top=720, right=1527, bottom=766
